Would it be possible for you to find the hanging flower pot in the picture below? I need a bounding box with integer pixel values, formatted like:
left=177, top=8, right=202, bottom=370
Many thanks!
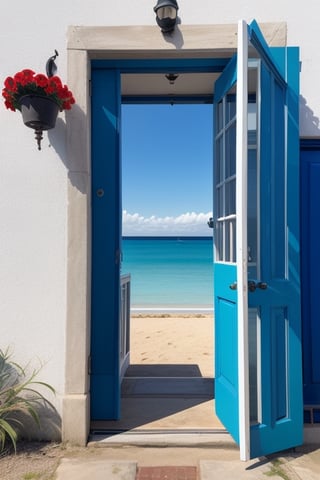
left=20, top=94, right=59, bottom=129
left=19, top=95, right=60, bottom=149
left=2, top=69, right=75, bottom=150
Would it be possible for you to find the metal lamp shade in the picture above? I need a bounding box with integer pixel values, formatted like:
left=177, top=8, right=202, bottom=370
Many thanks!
left=154, top=0, right=178, bottom=33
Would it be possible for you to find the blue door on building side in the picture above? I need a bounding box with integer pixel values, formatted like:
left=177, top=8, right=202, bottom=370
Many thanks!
left=213, top=20, right=302, bottom=460
left=301, top=141, right=320, bottom=415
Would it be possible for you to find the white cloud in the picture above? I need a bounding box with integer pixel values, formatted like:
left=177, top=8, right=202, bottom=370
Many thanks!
left=122, top=210, right=213, bottom=236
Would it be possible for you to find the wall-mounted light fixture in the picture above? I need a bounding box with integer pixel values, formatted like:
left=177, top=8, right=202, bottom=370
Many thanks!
left=154, top=0, right=179, bottom=33
left=165, top=73, right=179, bottom=85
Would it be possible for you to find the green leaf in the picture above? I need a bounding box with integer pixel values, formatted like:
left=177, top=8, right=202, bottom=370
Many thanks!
left=0, top=348, right=56, bottom=453
left=0, top=418, right=18, bottom=452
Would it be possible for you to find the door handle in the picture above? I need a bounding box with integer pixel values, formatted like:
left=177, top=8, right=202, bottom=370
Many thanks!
left=248, top=280, right=268, bottom=292
left=207, top=217, right=214, bottom=228
left=229, top=281, right=268, bottom=292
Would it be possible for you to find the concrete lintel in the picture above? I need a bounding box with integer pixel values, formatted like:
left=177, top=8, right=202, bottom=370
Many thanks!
left=67, top=23, right=287, bottom=57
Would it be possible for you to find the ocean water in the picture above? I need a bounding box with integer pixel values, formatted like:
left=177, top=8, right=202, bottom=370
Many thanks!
left=121, top=237, right=213, bottom=311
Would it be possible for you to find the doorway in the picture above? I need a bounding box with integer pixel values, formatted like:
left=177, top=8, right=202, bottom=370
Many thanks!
left=89, top=60, right=227, bottom=425
left=64, top=22, right=290, bottom=448
left=89, top=25, right=303, bottom=458
left=91, top=97, right=222, bottom=432
left=119, top=102, right=217, bottom=432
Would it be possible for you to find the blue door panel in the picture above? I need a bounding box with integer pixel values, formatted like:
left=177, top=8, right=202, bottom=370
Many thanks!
left=309, top=168, right=320, bottom=386
left=273, top=309, right=287, bottom=420
left=301, top=144, right=320, bottom=404
left=250, top=419, right=301, bottom=459
left=214, top=264, right=238, bottom=443
left=212, top=48, right=238, bottom=448
left=91, top=68, right=121, bottom=420
left=90, top=376, right=117, bottom=418
left=253, top=41, right=302, bottom=454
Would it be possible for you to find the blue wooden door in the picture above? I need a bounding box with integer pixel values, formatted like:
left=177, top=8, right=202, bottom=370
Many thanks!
left=91, top=67, right=122, bottom=420
left=301, top=141, right=320, bottom=410
left=214, top=20, right=302, bottom=460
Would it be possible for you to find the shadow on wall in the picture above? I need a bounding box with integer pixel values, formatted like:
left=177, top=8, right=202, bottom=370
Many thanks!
left=47, top=103, right=87, bottom=195
left=47, top=117, right=66, bottom=161
left=300, top=95, right=320, bottom=135
left=162, top=19, right=184, bottom=49
left=16, top=405, right=61, bottom=442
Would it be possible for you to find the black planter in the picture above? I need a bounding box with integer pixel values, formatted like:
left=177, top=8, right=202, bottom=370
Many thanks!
left=19, top=94, right=59, bottom=130
left=19, top=95, right=60, bottom=149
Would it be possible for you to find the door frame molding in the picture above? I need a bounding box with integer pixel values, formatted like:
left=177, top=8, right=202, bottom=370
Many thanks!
left=63, top=23, right=286, bottom=446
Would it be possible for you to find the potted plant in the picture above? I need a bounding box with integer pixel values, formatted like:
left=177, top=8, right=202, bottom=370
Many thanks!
left=2, top=69, right=75, bottom=150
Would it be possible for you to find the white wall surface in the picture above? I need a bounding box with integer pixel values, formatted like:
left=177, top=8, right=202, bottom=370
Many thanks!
left=1, top=0, right=319, bottom=437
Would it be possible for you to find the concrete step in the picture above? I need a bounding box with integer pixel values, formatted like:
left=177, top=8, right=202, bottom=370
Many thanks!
left=88, top=430, right=236, bottom=448
left=121, top=376, right=214, bottom=397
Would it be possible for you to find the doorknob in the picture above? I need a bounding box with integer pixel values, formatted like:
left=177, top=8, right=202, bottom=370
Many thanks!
left=229, top=281, right=268, bottom=291
left=207, top=217, right=214, bottom=228
left=248, top=280, right=268, bottom=292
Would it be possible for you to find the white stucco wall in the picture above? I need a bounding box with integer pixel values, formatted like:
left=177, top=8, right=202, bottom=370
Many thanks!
left=1, top=0, right=319, bottom=441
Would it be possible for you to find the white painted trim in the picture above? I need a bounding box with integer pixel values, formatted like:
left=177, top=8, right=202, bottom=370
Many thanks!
left=236, top=19, right=250, bottom=461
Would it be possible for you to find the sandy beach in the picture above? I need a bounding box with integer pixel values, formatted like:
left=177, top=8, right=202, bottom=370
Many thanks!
left=130, top=313, right=214, bottom=378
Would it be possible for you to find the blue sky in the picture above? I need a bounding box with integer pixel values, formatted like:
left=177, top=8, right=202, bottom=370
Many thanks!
left=121, top=103, right=213, bottom=236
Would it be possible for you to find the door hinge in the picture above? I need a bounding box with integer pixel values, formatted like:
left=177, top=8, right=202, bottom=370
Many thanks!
left=88, top=355, right=91, bottom=375
left=115, top=249, right=122, bottom=265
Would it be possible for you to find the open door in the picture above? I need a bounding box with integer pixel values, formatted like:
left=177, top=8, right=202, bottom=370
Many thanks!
left=213, top=20, right=302, bottom=460
left=91, top=68, right=122, bottom=420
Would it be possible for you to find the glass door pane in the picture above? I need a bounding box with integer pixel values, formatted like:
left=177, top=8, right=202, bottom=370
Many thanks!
left=214, top=86, right=237, bottom=263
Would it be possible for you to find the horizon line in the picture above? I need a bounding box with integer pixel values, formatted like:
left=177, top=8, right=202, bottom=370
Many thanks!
left=122, top=235, right=212, bottom=239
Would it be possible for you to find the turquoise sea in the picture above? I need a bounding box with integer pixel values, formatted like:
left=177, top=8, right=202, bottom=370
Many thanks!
left=121, top=237, right=213, bottom=312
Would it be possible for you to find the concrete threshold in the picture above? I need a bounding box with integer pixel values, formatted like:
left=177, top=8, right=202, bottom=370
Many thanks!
left=88, top=430, right=237, bottom=449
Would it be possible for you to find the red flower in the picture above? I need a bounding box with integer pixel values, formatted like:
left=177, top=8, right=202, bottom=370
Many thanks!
left=2, top=88, right=10, bottom=99
left=4, top=76, right=16, bottom=91
left=21, top=69, right=35, bottom=78
left=2, top=68, right=75, bottom=112
left=50, top=76, right=62, bottom=88
left=15, top=69, right=36, bottom=86
left=59, top=85, right=70, bottom=99
left=4, top=99, right=15, bottom=111
left=34, top=74, right=48, bottom=88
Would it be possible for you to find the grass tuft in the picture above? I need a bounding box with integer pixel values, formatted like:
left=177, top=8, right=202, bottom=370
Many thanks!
left=0, top=348, right=55, bottom=453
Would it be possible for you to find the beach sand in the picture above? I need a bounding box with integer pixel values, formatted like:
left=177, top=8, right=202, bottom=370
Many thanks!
left=130, top=313, right=214, bottom=378
left=91, top=313, right=221, bottom=431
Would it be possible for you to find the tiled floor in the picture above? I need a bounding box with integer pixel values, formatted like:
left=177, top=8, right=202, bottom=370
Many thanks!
left=136, top=466, right=197, bottom=480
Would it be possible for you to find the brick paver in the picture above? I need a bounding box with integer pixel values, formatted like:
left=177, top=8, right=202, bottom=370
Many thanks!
left=136, top=466, right=197, bottom=480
